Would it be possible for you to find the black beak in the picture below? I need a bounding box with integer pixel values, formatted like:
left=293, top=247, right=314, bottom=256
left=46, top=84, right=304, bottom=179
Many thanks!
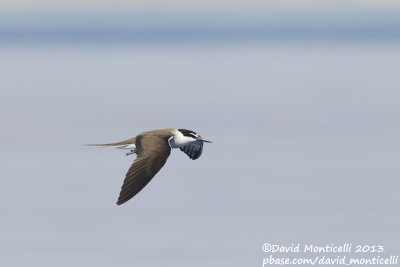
left=197, top=138, right=212, bottom=143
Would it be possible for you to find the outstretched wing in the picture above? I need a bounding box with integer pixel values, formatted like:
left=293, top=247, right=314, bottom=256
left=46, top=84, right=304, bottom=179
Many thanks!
left=180, top=140, right=203, bottom=160
left=116, top=135, right=171, bottom=205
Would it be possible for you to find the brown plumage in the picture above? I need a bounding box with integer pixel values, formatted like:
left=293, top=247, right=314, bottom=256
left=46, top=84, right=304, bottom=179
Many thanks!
left=116, top=131, right=172, bottom=205
left=86, top=128, right=211, bottom=205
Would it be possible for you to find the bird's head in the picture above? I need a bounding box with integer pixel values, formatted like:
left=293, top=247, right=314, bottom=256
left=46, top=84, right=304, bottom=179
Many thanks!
left=178, top=129, right=212, bottom=143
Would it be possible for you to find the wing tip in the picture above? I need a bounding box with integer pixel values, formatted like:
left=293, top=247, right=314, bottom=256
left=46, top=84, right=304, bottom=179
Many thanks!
left=116, top=199, right=125, bottom=206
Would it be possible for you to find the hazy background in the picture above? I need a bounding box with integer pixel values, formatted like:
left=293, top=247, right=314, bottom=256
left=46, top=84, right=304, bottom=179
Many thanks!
left=0, top=1, right=399, bottom=266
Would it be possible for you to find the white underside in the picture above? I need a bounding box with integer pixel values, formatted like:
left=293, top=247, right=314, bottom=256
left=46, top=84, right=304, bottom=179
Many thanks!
left=114, top=144, right=136, bottom=150
left=168, top=129, right=196, bottom=148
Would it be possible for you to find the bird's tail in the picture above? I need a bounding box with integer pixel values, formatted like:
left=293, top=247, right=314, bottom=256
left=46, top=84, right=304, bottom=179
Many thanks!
left=84, top=137, right=136, bottom=148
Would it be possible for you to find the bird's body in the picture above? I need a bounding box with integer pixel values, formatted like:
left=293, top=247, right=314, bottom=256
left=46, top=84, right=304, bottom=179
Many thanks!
left=87, top=128, right=211, bottom=205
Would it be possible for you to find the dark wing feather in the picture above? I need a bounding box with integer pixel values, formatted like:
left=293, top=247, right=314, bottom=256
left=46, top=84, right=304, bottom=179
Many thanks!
left=116, top=135, right=171, bottom=205
left=180, top=141, right=203, bottom=160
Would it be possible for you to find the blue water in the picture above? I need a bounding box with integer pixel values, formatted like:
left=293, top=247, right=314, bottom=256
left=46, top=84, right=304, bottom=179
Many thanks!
left=0, top=7, right=399, bottom=45
left=1, top=6, right=400, bottom=267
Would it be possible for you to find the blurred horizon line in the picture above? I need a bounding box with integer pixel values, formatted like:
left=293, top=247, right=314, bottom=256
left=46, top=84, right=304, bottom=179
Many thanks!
left=1, top=0, right=400, bottom=8
left=1, top=7, right=399, bottom=46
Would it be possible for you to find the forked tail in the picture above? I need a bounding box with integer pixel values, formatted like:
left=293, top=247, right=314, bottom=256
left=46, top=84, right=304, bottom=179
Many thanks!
left=84, top=137, right=136, bottom=148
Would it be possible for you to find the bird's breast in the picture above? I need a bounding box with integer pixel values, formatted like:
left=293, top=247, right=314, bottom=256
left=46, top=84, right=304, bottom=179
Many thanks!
left=168, top=131, right=195, bottom=148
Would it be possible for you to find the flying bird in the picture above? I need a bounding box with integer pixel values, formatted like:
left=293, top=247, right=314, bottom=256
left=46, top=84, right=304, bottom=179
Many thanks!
left=87, top=128, right=212, bottom=205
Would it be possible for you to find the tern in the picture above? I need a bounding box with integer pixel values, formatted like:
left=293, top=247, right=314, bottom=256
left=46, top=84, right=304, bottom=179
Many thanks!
left=87, top=128, right=212, bottom=205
